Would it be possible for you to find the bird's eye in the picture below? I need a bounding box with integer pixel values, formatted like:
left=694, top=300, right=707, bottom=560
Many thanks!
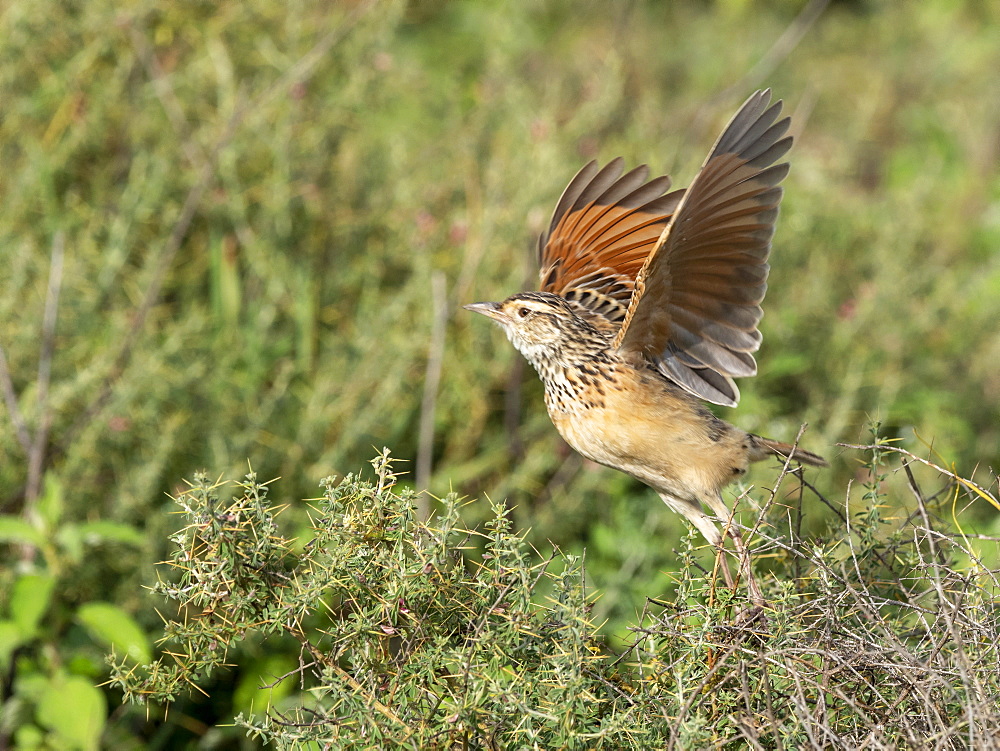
left=517, top=307, right=530, bottom=319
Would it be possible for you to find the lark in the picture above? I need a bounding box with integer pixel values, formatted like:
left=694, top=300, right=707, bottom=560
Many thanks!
left=466, top=90, right=826, bottom=606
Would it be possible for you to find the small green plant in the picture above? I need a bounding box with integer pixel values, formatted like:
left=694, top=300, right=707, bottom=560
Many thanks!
left=0, top=475, right=148, bottom=750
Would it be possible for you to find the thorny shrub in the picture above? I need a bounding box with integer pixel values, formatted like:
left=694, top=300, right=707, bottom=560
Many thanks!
left=110, top=442, right=1000, bottom=749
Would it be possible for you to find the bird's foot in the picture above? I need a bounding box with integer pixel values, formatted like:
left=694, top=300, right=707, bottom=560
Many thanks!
left=733, top=604, right=769, bottom=630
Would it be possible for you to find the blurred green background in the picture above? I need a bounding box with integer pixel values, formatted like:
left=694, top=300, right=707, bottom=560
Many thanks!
left=2, top=0, right=999, bottom=746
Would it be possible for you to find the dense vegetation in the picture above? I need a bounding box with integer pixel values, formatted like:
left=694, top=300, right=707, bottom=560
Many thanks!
left=111, top=447, right=1000, bottom=748
left=2, top=0, right=998, bottom=747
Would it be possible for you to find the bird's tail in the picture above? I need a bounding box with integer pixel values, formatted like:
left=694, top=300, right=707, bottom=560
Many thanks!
left=750, top=435, right=828, bottom=468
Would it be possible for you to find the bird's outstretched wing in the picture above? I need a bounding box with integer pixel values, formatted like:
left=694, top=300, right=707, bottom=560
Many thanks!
left=537, top=158, right=683, bottom=330
left=612, top=89, right=792, bottom=407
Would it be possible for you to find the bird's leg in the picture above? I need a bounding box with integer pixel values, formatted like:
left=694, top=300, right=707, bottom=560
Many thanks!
left=659, top=493, right=739, bottom=593
left=726, top=527, right=766, bottom=608
left=713, top=545, right=736, bottom=589
left=699, top=492, right=767, bottom=609
left=658, top=492, right=766, bottom=609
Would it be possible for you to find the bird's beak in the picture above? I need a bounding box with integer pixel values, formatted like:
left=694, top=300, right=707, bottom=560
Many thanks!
left=463, top=301, right=508, bottom=323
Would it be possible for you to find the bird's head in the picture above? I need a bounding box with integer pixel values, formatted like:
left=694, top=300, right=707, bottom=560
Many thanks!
left=464, top=291, right=602, bottom=369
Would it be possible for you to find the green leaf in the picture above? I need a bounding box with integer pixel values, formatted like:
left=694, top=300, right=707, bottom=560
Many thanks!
left=36, top=473, right=64, bottom=529
left=74, top=521, right=146, bottom=548
left=55, top=524, right=84, bottom=564
left=0, top=620, right=25, bottom=670
left=11, top=573, right=56, bottom=638
left=77, top=603, right=152, bottom=665
left=37, top=673, right=106, bottom=751
left=0, top=517, right=45, bottom=547
left=13, top=724, right=44, bottom=750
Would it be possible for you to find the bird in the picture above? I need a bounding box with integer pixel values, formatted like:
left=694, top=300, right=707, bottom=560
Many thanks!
left=464, top=90, right=826, bottom=607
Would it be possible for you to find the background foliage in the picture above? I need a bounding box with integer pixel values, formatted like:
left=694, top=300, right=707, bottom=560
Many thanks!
left=2, top=0, right=999, bottom=747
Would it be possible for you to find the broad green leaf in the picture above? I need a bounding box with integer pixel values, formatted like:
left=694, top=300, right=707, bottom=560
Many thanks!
left=0, top=517, right=45, bottom=547
left=77, top=603, right=152, bottom=665
left=74, top=521, right=146, bottom=548
left=37, top=674, right=106, bottom=751
left=11, top=573, right=55, bottom=638
left=13, top=724, right=44, bottom=750
left=0, top=620, right=25, bottom=670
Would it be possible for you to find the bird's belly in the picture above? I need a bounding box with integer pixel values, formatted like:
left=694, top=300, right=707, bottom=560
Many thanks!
left=551, top=401, right=707, bottom=495
left=553, top=407, right=697, bottom=490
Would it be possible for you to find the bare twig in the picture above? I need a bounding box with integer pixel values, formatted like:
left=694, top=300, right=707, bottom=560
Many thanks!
left=416, top=271, right=447, bottom=508
left=127, top=27, right=207, bottom=169
left=258, top=660, right=317, bottom=690
left=839, top=442, right=1000, bottom=511
left=250, top=0, right=380, bottom=115
left=0, top=344, right=31, bottom=454
left=719, top=0, right=832, bottom=99
left=677, top=0, right=831, bottom=170
left=25, top=232, right=65, bottom=509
